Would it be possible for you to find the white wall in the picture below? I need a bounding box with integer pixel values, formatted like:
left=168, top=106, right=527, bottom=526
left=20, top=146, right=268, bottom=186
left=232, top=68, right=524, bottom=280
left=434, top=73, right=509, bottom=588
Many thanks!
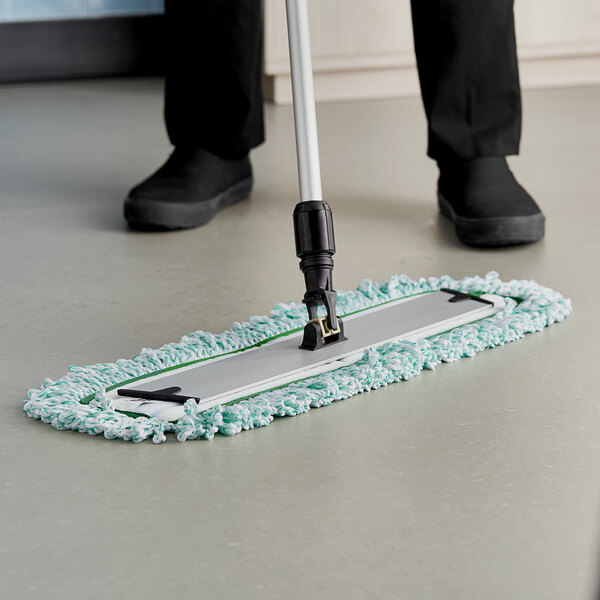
left=264, top=0, right=600, bottom=104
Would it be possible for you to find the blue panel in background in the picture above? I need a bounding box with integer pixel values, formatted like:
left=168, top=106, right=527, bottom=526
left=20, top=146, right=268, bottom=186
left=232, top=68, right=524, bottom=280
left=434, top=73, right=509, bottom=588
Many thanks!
left=5, top=0, right=83, bottom=21
left=85, top=0, right=163, bottom=17
left=0, top=0, right=164, bottom=22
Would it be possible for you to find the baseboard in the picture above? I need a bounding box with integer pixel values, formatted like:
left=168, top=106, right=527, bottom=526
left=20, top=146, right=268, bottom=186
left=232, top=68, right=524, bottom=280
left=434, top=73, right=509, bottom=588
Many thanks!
left=265, top=53, right=600, bottom=105
left=0, top=15, right=165, bottom=83
left=518, top=53, right=600, bottom=91
left=264, top=64, right=421, bottom=105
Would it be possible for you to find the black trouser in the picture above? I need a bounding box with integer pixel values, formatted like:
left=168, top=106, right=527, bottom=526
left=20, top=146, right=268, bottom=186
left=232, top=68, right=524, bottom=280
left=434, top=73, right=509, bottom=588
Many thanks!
left=164, top=0, right=521, bottom=163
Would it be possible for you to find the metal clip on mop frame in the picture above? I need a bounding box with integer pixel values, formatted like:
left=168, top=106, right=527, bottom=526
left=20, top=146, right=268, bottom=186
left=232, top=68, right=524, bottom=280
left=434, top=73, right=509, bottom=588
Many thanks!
left=287, top=0, right=347, bottom=351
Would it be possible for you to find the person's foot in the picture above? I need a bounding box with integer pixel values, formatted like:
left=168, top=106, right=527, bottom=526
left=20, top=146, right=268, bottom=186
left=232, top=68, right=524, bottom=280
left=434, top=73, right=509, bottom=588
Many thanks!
left=437, top=157, right=545, bottom=247
left=124, top=148, right=253, bottom=230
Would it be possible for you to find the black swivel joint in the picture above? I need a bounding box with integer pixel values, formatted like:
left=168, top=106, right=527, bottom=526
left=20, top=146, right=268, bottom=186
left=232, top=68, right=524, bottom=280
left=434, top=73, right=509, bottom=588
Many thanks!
left=293, top=201, right=347, bottom=351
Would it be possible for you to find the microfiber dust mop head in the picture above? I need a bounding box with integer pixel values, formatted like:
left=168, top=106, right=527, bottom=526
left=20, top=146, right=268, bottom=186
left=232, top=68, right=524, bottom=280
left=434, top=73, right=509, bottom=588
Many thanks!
left=24, top=272, right=571, bottom=443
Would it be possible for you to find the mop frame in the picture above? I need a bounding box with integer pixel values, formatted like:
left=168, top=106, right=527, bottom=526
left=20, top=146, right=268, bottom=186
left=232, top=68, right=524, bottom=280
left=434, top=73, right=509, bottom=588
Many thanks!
left=24, top=272, right=571, bottom=443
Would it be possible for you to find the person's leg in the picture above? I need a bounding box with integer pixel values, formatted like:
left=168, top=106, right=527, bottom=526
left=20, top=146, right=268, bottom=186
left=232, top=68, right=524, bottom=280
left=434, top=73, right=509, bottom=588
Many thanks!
left=411, top=0, right=520, bottom=163
left=411, top=0, right=544, bottom=246
left=125, top=0, right=264, bottom=230
left=164, top=0, right=264, bottom=158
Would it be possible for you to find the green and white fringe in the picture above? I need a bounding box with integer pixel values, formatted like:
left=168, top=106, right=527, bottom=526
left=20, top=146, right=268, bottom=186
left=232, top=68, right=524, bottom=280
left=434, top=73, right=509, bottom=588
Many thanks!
left=24, top=272, right=571, bottom=443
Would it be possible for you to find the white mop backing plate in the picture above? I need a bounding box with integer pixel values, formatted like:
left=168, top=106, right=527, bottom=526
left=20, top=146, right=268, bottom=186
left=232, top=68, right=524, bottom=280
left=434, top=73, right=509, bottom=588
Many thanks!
left=110, top=290, right=503, bottom=421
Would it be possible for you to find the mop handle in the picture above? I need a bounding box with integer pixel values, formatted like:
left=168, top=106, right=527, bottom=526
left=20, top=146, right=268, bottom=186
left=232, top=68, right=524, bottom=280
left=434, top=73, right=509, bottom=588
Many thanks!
left=286, top=0, right=323, bottom=202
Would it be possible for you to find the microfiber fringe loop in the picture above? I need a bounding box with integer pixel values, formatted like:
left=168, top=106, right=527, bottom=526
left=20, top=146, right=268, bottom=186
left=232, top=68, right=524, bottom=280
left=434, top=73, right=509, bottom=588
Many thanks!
left=24, top=272, right=571, bottom=443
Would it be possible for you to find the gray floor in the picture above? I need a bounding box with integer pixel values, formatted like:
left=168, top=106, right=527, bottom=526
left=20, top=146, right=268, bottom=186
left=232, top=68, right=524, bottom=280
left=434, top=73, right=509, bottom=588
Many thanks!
left=1, top=79, right=599, bottom=600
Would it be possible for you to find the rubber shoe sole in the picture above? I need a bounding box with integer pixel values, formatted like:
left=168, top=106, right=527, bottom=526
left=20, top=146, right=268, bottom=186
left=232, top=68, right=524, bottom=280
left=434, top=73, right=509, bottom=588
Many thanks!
left=438, top=191, right=545, bottom=247
left=124, top=177, right=253, bottom=231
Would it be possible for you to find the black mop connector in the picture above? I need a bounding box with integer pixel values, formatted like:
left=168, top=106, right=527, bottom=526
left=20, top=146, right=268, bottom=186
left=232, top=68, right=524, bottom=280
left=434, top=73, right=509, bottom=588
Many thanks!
left=293, top=201, right=347, bottom=350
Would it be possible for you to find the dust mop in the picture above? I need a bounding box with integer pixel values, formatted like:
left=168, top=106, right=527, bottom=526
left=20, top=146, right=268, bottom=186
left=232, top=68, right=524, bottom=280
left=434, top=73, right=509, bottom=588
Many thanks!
left=24, top=0, right=571, bottom=443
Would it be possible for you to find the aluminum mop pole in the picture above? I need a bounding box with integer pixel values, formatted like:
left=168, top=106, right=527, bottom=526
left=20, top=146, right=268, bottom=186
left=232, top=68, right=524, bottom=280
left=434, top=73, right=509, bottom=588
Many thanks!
left=286, top=0, right=322, bottom=202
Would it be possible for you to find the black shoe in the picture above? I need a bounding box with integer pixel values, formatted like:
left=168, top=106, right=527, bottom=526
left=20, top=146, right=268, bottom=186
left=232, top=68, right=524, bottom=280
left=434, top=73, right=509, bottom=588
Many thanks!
left=124, top=148, right=253, bottom=230
left=437, top=157, right=545, bottom=247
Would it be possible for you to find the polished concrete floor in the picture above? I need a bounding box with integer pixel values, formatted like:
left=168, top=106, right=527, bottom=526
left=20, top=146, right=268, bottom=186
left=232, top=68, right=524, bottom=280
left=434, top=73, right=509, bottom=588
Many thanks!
left=1, top=79, right=599, bottom=600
